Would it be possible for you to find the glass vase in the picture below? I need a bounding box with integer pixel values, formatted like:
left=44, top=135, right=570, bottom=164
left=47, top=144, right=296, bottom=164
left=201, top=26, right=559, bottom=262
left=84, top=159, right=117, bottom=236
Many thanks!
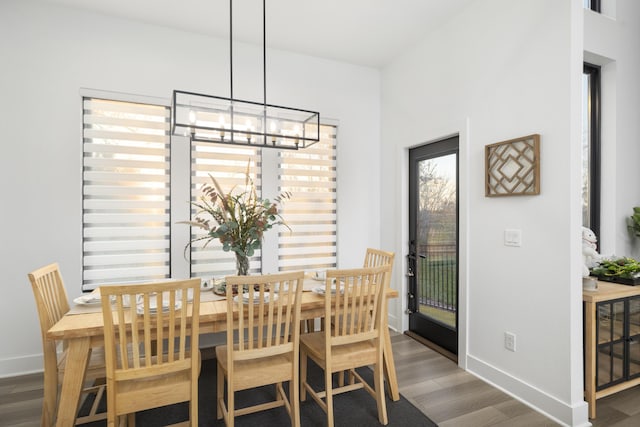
left=235, top=252, right=249, bottom=276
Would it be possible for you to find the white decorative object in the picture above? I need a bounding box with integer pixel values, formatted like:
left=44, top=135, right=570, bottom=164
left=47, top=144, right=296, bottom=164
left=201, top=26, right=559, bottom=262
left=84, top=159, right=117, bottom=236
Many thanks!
left=582, top=227, right=601, bottom=278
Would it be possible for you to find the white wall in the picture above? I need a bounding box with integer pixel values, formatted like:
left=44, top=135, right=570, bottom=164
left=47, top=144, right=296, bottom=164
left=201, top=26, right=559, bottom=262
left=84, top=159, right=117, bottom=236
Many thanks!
left=0, top=0, right=381, bottom=376
left=381, top=0, right=590, bottom=425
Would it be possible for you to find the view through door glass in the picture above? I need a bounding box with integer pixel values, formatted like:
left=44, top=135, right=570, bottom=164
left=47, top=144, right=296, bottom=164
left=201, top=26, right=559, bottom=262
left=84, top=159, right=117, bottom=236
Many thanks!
left=408, top=137, right=458, bottom=355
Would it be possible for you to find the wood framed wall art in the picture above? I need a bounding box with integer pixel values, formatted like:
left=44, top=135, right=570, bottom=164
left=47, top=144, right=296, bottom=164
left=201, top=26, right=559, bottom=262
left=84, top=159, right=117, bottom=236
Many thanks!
left=485, top=134, right=540, bottom=197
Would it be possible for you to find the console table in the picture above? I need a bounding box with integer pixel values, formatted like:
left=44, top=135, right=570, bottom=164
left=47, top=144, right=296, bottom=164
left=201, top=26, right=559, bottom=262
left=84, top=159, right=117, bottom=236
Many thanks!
left=583, top=281, right=640, bottom=419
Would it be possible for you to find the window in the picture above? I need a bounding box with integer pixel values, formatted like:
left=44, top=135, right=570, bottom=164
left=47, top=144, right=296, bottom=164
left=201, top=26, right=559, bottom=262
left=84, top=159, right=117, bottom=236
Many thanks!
left=582, top=63, right=601, bottom=239
left=189, top=142, right=261, bottom=278
left=82, top=97, right=171, bottom=291
left=584, top=0, right=601, bottom=12
left=278, top=125, right=337, bottom=271
left=188, top=124, right=338, bottom=276
left=82, top=96, right=338, bottom=288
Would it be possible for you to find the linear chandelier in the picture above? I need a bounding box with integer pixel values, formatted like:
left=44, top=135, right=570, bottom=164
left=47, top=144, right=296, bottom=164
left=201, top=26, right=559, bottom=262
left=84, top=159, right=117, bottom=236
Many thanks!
left=171, top=0, right=320, bottom=150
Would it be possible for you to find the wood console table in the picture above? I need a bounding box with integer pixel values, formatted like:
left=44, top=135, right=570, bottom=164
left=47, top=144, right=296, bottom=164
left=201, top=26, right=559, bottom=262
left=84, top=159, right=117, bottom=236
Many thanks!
left=583, top=281, right=640, bottom=419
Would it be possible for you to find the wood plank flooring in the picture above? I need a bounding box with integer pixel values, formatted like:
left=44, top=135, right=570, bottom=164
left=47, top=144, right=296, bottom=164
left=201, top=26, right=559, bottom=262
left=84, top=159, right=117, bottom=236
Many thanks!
left=2, top=332, right=640, bottom=426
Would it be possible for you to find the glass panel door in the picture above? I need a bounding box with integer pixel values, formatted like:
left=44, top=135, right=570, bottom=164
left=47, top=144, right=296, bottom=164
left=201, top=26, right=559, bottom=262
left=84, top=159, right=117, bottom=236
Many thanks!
left=408, top=136, right=458, bottom=354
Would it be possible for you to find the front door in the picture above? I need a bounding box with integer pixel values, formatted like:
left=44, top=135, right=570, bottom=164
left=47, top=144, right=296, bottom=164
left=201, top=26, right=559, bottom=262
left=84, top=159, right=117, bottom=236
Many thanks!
left=408, top=136, right=459, bottom=355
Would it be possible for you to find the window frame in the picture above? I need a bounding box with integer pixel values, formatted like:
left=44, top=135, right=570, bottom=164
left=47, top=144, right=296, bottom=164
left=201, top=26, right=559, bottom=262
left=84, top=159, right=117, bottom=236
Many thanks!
left=584, top=0, right=601, bottom=12
left=81, top=94, right=339, bottom=288
left=81, top=94, right=172, bottom=291
left=583, top=63, right=601, bottom=241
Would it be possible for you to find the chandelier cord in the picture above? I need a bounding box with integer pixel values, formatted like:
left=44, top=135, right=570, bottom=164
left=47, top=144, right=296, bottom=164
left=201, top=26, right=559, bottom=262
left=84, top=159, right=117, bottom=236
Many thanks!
left=229, top=0, right=233, bottom=100
left=263, top=0, right=267, bottom=107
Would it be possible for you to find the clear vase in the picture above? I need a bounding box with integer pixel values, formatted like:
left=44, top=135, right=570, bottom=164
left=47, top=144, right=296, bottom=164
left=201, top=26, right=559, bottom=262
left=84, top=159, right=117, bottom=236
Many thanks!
left=235, top=252, right=249, bottom=276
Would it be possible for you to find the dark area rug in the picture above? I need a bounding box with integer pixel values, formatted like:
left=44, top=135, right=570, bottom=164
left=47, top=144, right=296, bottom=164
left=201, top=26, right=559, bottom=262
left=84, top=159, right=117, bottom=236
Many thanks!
left=80, top=358, right=436, bottom=426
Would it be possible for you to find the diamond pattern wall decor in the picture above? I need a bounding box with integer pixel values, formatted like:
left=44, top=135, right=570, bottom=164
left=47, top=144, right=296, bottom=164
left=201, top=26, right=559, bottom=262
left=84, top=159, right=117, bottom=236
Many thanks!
left=485, top=134, right=540, bottom=197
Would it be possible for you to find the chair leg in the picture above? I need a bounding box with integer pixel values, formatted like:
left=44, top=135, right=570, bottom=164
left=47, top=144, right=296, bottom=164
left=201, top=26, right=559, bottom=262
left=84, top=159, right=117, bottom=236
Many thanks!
left=291, top=359, right=301, bottom=427
left=216, top=361, right=224, bottom=420
left=325, top=365, right=334, bottom=427
left=227, top=380, right=234, bottom=427
left=374, top=360, right=388, bottom=425
left=190, top=382, right=198, bottom=427
left=300, top=351, right=308, bottom=401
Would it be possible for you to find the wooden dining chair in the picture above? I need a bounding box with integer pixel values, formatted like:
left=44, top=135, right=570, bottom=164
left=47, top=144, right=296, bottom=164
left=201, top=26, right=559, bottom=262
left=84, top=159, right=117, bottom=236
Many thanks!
left=216, top=271, right=305, bottom=427
left=363, top=247, right=395, bottom=270
left=300, top=265, right=392, bottom=427
left=28, top=262, right=107, bottom=427
left=99, top=279, right=201, bottom=427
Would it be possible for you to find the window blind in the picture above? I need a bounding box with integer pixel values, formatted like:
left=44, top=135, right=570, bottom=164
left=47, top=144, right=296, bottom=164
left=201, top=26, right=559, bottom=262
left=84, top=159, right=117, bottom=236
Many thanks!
left=82, top=98, right=171, bottom=290
left=190, top=142, right=261, bottom=279
left=278, top=125, right=337, bottom=271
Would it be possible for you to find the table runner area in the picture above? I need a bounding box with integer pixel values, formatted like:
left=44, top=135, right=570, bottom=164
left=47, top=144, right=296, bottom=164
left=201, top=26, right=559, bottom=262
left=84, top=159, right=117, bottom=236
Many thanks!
left=68, top=277, right=322, bottom=315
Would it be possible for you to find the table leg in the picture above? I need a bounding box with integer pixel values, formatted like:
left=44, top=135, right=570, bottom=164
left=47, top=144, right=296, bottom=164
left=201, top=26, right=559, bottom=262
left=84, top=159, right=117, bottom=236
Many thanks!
left=55, top=337, right=91, bottom=427
left=382, top=300, right=399, bottom=402
left=584, top=301, right=596, bottom=419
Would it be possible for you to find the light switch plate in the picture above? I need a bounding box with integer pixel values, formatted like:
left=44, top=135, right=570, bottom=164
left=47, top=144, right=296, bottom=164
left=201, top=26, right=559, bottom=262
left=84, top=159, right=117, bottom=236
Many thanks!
left=504, top=229, right=522, bottom=247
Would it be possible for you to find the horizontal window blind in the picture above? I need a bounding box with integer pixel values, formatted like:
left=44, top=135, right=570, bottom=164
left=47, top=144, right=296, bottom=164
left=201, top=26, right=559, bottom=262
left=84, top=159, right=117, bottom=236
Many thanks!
left=278, top=125, right=337, bottom=271
left=190, top=142, right=261, bottom=280
left=82, top=98, right=170, bottom=290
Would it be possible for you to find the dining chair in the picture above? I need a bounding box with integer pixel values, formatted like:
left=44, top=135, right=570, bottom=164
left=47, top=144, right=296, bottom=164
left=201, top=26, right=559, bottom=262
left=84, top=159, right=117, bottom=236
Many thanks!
left=99, top=279, right=201, bottom=427
left=28, top=262, right=107, bottom=427
left=216, top=271, right=305, bottom=427
left=300, top=264, right=392, bottom=427
left=363, top=247, right=395, bottom=270
left=335, top=248, right=396, bottom=387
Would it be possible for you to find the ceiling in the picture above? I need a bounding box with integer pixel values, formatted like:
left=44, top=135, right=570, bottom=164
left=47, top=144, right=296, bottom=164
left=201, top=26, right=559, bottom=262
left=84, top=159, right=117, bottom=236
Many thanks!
left=43, top=0, right=474, bottom=68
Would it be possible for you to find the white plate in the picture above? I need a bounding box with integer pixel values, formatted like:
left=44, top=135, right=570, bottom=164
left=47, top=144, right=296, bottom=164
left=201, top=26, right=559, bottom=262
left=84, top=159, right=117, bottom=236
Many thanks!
left=73, top=294, right=101, bottom=305
left=272, top=283, right=289, bottom=293
left=312, top=285, right=342, bottom=295
left=136, top=300, right=182, bottom=315
left=234, top=292, right=278, bottom=304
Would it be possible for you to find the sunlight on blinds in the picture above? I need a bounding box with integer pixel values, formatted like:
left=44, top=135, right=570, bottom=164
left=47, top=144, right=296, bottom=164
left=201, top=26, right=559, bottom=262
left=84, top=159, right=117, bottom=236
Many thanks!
left=190, top=142, right=261, bottom=278
left=278, top=125, right=337, bottom=271
left=82, top=98, right=170, bottom=290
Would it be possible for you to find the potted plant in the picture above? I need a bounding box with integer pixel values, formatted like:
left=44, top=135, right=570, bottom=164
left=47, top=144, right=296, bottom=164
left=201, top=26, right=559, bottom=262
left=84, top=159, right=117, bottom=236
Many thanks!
left=181, top=163, right=290, bottom=276
left=629, top=207, right=640, bottom=237
left=590, top=256, right=640, bottom=286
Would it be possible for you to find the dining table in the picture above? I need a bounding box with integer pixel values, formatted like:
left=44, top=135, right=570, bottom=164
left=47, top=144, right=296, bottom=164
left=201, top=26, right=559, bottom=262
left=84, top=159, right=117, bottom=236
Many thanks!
left=47, top=275, right=399, bottom=427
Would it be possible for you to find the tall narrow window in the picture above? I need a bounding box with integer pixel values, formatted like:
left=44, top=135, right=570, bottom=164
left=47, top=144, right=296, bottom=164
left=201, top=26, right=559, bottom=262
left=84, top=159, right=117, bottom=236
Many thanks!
left=278, top=125, right=337, bottom=271
left=584, top=0, right=601, bottom=12
left=82, top=98, right=171, bottom=291
left=582, top=64, right=601, bottom=239
left=190, top=142, right=261, bottom=278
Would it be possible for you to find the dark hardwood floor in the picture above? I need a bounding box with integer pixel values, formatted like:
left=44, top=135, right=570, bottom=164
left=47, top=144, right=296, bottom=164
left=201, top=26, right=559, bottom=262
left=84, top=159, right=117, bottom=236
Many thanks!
left=2, top=332, right=640, bottom=426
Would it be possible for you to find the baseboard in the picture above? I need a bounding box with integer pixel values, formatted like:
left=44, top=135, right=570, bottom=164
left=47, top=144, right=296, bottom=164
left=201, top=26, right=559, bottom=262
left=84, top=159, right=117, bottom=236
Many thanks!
left=466, top=354, right=590, bottom=427
left=0, top=353, right=43, bottom=378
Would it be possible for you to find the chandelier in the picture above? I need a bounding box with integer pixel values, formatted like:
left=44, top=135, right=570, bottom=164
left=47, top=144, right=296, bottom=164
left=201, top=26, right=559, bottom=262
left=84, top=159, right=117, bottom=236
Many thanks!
left=171, top=0, right=320, bottom=150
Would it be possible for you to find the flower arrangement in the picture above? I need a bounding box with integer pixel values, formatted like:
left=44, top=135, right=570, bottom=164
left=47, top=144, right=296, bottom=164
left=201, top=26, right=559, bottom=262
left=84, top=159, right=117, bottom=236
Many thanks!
left=182, top=163, right=290, bottom=275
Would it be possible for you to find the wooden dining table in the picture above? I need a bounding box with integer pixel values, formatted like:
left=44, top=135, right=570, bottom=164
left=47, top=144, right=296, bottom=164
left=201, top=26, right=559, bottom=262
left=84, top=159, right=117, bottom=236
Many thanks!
left=47, top=277, right=399, bottom=427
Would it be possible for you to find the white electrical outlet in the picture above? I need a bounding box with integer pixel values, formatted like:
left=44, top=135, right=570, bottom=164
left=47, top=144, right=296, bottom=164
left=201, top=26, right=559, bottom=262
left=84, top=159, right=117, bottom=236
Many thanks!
left=505, top=332, right=516, bottom=352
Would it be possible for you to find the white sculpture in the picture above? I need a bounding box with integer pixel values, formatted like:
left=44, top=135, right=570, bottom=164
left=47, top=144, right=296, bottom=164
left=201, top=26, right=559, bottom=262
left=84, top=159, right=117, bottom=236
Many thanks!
left=582, top=227, right=601, bottom=277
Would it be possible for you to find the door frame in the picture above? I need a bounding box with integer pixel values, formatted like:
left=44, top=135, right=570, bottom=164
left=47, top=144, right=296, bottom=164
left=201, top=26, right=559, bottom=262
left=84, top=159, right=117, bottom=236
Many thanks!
left=408, top=137, right=459, bottom=355
left=398, top=121, right=469, bottom=369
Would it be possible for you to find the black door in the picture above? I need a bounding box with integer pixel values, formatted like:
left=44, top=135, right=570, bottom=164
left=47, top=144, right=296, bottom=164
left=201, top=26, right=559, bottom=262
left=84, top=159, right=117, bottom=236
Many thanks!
left=408, top=137, right=459, bottom=355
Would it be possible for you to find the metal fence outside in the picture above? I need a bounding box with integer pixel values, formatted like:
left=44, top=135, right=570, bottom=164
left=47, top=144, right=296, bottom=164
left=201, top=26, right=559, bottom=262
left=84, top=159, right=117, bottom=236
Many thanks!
left=417, top=244, right=457, bottom=312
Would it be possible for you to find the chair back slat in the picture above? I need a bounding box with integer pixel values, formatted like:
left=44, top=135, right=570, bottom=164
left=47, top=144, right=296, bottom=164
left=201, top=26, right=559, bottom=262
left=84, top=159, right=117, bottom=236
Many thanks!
left=325, top=265, right=391, bottom=347
left=100, top=279, right=200, bottom=377
left=225, top=271, right=304, bottom=362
